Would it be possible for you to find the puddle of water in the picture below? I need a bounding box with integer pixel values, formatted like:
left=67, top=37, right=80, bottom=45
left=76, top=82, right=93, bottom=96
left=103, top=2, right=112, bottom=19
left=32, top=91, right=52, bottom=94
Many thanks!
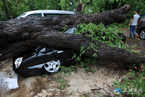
left=2, top=77, right=19, bottom=90
left=0, top=73, right=19, bottom=96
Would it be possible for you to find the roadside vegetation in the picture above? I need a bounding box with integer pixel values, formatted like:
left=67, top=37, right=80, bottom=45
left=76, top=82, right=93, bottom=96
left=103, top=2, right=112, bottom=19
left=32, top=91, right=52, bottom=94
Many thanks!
left=1, top=0, right=145, bottom=96
left=61, top=22, right=145, bottom=96
left=41, top=21, right=145, bottom=96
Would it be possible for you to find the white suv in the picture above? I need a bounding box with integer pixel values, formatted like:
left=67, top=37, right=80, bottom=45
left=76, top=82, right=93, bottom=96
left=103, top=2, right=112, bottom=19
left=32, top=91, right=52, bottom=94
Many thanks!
left=16, top=10, right=74, bottom=19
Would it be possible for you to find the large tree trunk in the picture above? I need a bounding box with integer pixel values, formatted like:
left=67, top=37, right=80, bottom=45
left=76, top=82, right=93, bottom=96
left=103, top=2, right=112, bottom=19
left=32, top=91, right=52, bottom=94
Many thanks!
left=1, top=5, right=144, bottom=64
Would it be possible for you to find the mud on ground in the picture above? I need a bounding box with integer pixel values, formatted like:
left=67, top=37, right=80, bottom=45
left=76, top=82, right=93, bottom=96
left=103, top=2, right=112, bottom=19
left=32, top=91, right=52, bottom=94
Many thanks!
left=0, top=59, right=129, bottom=97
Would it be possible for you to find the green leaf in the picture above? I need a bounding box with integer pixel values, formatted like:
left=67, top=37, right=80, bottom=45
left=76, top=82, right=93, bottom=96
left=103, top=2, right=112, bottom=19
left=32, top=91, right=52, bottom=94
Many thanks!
left=60, top=82, right=65, bottom=90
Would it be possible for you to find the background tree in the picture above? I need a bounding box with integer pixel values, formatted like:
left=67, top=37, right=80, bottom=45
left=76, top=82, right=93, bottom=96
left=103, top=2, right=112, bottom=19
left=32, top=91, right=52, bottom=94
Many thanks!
left=0, top=0, right=13, bottom=20
left=46, top=0, right=61, bottom=10
left=0, top=0, right=145, bottom=24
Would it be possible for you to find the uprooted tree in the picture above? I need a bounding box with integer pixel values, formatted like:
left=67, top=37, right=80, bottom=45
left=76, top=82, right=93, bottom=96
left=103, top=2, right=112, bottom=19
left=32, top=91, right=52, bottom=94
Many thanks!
left=0, top=4, right=145, bottom=65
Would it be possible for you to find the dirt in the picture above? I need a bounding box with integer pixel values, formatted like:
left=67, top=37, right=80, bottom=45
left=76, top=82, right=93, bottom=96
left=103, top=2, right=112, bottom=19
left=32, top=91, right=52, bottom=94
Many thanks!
left=0, top=28, right=145, bottom=97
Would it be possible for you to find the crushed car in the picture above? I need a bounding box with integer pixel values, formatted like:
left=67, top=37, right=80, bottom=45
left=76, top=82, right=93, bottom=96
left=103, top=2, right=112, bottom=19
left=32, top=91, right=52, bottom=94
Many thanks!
left=12, top=28, right=78, bottom=77
left=13, top=27, right=128, bottom=77
left=13, top=47, right=75, bottom=77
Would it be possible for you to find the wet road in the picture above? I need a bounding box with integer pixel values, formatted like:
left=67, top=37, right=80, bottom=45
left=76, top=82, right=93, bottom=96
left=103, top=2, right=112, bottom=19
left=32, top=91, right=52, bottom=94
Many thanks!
left=126, top=37, right=145, bottom=50
left=121, top=28, right=145, bottom=51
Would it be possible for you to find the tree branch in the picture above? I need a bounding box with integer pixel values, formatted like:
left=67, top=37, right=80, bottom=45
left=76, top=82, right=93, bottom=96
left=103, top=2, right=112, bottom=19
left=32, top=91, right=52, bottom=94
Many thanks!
left=0, top=5, right=140, bottom=65
left=83, top=0, right=92, bottom=10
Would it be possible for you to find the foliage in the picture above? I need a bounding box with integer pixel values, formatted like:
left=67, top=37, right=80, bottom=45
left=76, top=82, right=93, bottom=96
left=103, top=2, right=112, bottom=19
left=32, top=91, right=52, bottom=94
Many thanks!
left=80, top=58, right=96, bottom=73
left=59, top=0, right=73, bottom=11
left=113, top=63, right=145, bottom=96
left=41, top=74, right=48, bottom=78
left=1, top=0, right=145, bottom=22
left=59, top=65, right=77, bottom=77
left=0, top=0, right=52, bottom=20
left=70, top=22, right=145, bottom=96
left=106, top=22, right=128, bottom=28
left=75, top=22, right=125, bottom=47
left=56, top=74, right=67, bottom=90
left=68, top=22, right=127, bottom=73
left=47, top=0, right=61, bottom=10
left=11, top=0, right=50, bottom=17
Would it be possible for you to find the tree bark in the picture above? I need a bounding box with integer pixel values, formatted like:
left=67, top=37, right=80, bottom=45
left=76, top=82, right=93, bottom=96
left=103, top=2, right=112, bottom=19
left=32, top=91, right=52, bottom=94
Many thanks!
left=1, top=5, right=144, bottom=64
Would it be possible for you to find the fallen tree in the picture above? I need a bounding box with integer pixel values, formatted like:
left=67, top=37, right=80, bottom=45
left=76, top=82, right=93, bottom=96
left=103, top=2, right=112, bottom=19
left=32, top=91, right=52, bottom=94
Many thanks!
left=0, top=5, right=145, bottom=64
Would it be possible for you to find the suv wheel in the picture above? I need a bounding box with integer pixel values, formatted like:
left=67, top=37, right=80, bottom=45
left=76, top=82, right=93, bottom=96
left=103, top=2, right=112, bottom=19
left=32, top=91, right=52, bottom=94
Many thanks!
left=139, top=29, right=145, bottom=40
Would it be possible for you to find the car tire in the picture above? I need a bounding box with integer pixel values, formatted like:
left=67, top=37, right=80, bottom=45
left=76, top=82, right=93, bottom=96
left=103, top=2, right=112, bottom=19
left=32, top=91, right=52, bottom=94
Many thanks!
left=42, top=59, right=61, bottom=75
left=139, top=29, right=145, bottom=40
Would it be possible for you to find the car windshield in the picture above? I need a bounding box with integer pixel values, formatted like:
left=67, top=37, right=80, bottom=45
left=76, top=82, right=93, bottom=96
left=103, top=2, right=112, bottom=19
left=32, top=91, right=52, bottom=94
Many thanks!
left=16, top=13, right=26, bottom=19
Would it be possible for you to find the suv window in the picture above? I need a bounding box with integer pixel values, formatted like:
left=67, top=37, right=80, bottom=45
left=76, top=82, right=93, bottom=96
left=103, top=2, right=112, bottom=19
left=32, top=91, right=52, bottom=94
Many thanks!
left=44, top=14, right=60, bottom=17
left=28, top=13, right=42, bottom=17
left=44, top=14, right=71, bottom=17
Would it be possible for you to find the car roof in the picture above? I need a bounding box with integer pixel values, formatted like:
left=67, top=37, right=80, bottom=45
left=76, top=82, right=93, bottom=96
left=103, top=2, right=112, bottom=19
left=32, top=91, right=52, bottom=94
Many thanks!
left=25, top=10, right=74, bottom=15
left=16, top=10, right=74, bottom=19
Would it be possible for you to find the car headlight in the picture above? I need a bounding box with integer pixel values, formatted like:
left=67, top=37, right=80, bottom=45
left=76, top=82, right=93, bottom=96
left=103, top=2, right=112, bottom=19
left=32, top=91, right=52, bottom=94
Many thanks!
left=14, top=57, right=23, bottom=69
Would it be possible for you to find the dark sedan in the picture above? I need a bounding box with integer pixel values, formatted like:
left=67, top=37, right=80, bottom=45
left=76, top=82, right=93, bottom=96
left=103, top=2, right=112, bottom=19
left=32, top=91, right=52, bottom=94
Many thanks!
left=12, top=27, right=127, bottom=77
left=13, top=47, right=75, bottom=77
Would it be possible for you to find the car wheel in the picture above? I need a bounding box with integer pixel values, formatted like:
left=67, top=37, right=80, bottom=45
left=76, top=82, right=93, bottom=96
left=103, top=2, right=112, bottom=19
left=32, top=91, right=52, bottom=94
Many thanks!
left=43, top=59, right=61, bottom=74
left=139, top=29, right=145, bottom=40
